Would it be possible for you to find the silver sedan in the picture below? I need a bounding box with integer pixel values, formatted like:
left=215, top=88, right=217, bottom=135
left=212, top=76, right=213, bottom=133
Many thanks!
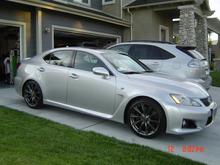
left=15, top=48, right=218, bottom=138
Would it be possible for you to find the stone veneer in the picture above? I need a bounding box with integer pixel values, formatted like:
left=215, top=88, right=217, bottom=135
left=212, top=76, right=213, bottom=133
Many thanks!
left=178, top=5, right=196, bottom=47
left=196, top=15, right=209, bottom=58
left=178, top=5, right=209, bottom=58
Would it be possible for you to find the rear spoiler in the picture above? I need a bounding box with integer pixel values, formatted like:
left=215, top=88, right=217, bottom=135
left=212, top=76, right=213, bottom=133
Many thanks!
left=176, top=46, right=196, bottom=50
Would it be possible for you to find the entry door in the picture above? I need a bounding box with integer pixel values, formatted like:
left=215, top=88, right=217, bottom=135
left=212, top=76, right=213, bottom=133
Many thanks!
left=40, top=50, right=74, bottom=103
left=67, top=51, right=116, bottom=115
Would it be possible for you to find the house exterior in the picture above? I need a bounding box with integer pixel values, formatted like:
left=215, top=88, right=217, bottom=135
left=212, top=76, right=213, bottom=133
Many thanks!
left=0, top=0, right=130, bottom=60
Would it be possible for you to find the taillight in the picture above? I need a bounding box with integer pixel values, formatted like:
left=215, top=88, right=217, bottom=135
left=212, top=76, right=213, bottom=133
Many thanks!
left=188, top=59, right=201, bottom=68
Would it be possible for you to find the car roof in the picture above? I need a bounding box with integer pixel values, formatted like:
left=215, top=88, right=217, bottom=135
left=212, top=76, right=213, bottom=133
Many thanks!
left=113, top=41, right=176, bottom=47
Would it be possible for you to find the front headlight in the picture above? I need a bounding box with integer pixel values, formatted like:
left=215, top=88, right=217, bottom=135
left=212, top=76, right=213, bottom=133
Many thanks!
left=170, top=94, right=202, bottom=107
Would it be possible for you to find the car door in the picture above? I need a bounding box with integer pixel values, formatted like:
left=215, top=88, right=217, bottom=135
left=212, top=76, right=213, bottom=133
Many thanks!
left=40, top=50, right=74, bottom=104
left=128, top=45, right=163, bottom=71
left=67, top=50, right=116, bottom=115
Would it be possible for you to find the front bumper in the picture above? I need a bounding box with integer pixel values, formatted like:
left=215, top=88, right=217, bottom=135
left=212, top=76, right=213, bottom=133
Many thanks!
left=14, top=76, right=23, bottom=96
left=165, top=101, right=218, bottom=135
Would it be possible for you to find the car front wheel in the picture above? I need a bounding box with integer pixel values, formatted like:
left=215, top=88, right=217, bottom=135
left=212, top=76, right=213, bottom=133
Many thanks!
left=23, top=80, right=43, bottom=109
left=127, top=98, right=166, bottom=138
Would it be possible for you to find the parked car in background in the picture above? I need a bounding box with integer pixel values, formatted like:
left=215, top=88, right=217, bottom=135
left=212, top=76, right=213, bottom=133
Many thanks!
left=108, top=41, right=212, bottom=90
left=15, top=48, right=217, bottom=138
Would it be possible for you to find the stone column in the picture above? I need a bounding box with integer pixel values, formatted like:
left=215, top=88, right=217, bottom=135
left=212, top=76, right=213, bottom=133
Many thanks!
left=195, top=15, right=208, bottom=58
left=178, top=5, right=196, bottom=47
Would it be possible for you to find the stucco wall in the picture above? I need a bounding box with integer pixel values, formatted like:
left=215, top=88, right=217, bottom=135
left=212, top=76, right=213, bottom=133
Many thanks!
left=0, top=1, right=36, bottom=57
left=131, top=8, right=173, bottom=41
left=41, top=9, right=124, bottom=51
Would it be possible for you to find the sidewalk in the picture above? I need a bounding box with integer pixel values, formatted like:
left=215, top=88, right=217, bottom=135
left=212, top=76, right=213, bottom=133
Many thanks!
left=0, top=87, right=219, bottom=165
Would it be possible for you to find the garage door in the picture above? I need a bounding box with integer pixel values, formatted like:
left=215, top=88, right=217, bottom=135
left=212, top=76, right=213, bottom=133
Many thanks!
left=53, top=28, right=120, bottom=49
left=0, top=25, right=20, bottom=86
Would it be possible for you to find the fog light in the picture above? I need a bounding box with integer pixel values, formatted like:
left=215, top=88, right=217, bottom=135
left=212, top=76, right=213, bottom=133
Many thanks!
left=182, top=119, right=197, bottom=129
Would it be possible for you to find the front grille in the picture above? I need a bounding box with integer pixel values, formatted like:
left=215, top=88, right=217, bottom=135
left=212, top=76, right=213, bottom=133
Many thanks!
left=200, top=96, right=212, bottom=107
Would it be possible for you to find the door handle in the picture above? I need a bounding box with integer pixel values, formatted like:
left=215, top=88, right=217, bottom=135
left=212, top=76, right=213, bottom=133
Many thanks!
left=38, top=67, right=45, bottom=72
left=69, top=73, right=78, bottom=79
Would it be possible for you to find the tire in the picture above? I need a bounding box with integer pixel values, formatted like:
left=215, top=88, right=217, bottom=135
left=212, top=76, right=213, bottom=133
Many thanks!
left=127, top=98, right=166, bottom=139
left=23, top=80, right=43, bottom=109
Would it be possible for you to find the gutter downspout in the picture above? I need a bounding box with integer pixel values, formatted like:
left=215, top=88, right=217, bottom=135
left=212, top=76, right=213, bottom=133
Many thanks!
left=127, top=8, right=133, bottom=41
left=120, top=0, right=123, bottom=19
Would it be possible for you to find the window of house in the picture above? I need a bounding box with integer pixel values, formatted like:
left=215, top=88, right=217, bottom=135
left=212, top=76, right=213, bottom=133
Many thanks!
left=102, top=0, right=115, bottom=5
left=54, top=0, right=91, bottom=6
left=74, top=51, right=107, bottom=72
left=159, top=25, right=169, bottom=42
left=44, top=50, right=73, bottom=67
left=73, top=0, right=90, bottom=5
left=128, top=45, right=175, bottom=60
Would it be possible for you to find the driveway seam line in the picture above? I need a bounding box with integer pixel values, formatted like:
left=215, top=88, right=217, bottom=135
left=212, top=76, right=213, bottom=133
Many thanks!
left=81, top=120, right=107, bottom=130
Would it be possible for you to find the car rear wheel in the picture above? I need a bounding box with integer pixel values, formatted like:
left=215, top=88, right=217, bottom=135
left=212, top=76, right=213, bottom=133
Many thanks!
left=127, top=98, right=166, bottom=138
left=23, top=80, right=43, bottom=109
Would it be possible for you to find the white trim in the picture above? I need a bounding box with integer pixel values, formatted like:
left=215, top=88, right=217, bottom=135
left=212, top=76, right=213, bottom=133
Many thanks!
left=51, top=25, right=121, bottom=48
left=0, top=19, right=27, bottom=60
left=36, top=8, right=42, bottom=55
left=102, top=0, right=115, bottom=5
left=159, top=25, right=169, bottom=42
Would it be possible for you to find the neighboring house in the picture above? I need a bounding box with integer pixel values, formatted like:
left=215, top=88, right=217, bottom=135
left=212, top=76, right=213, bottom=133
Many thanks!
left=208, top=18, right=220, bottom=59
left=0, top=0, right=130, bottom=60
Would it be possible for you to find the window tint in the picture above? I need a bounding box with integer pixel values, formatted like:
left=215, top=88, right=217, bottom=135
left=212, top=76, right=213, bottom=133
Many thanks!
left=109, top=45, right=131, bottom=53
left=129, top=45, right=175, bottom=60
left=74, top=51, right=106, bottom=72
left=43, top=50, right=73, bottom=67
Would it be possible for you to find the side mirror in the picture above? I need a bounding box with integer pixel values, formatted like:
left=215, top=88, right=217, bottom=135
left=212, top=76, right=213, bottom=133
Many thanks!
left=92, top=67, right=110, bottom=78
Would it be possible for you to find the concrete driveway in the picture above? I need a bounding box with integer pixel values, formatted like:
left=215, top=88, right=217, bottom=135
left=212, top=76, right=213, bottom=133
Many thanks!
left=0, top=87, right=219, bottom=165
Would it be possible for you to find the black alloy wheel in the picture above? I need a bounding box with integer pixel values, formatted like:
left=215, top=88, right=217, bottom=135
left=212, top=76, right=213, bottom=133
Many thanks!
left=127, top=98, right=166, bottom=138
left=23, top=80, right=43, bottom=109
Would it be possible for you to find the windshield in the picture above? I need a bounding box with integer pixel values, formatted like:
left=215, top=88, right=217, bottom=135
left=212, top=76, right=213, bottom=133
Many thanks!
left=102, top=52, right=150, bottom=74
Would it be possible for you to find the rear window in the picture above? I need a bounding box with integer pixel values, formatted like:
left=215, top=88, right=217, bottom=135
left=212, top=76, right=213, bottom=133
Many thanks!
left=177, top=47, right=205, bottom=60
left=128, top=45, right=175, bottom=60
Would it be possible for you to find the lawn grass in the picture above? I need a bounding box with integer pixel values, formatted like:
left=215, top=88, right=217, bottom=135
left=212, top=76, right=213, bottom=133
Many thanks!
left=211, top=71, right=220, bottom=87
left=0, top=106, right=204, bottom=165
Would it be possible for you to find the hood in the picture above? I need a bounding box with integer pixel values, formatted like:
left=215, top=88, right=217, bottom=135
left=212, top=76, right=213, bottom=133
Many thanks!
left=127, top=72, right=209, bottom=98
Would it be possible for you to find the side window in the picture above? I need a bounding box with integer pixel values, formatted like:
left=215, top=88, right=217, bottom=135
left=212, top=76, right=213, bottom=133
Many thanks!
left=150, top=46, right=175, bottom=60
left=128, top=45, right=149, bottom=59
left=110, top=45, right=131, bottom=53
left=43, top=51, right=73, bottom=67
left=74, top=51, right=106, bottom=72
left=129, top=45, right=175, bottom=60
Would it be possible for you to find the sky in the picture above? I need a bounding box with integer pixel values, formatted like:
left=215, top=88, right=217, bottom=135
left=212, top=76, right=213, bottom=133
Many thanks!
left=209, top=0, right=220, bottom=19
left=208, top=0, right=220, bottom=41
